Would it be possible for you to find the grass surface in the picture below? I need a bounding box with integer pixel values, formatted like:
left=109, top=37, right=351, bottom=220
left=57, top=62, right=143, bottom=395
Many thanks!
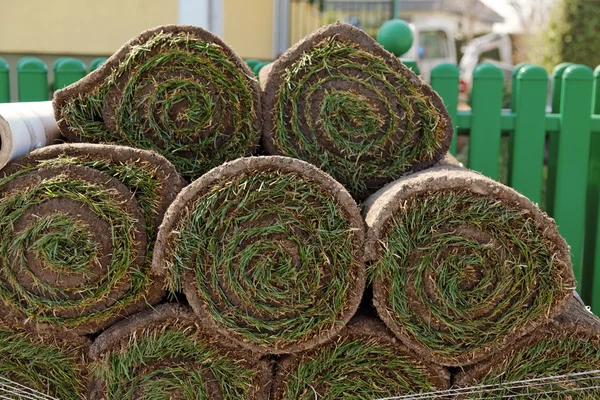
left=370, top=190, right=572, bottom=363
left=38, top=155, right=164, bottom=243
left=280, top=336, right=437, bottom=399
left=465, top=337, right=600, bottom=399
left=165, top=170, right=361, bottom=350
left=92, top=324, right=259, bottom=399
left=0, top=329, right=85, bottom=399
left=60, top=31, right=260, bottom=179
left=270, top=36, right=448, bottom=198
left=0, top=155, right=163, bottom=330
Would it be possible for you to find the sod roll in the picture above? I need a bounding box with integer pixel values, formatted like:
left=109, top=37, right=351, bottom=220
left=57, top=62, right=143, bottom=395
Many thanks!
left=0, top=144, right=184, bottom=335
left=53, top=25, right=262, bottom=179
left=88, top=303, right=271, bottom=400
left=152, top=156, right=365, bottom=354
left=0, top=326, right=88, bottom=399
left=262, top=22, right=453, bottom=199
left=437, top=152, right=463, bottom=167
left=455, top=298, right=600, bottom=398
left=364, top=167, right=576, bottom=366
left=272, top=315, right=450, bottom=399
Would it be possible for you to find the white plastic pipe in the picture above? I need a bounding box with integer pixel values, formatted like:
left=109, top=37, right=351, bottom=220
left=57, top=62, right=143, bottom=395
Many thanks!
left=0, top=101, right=60, bottom=170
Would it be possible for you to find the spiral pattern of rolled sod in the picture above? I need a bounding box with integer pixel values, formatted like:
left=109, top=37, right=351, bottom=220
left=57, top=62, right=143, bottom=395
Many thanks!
left=364, top=167, right=576, bottom=366
left=13, top=144, right=186, bottom=244
left=88, top=304, right=272, bottom=400
left=153, top=156, right=365, bottom=354
left=0, top=144, right=184, bottom=334
left=272, top=316, right=450, bottom=399
left=262, top=23, right=453, bottom=199
left=455, top=299, right=600, bottom=399
left=53, top=25, right=261, bottom=179
left=0, top=327, right=88, bottom=399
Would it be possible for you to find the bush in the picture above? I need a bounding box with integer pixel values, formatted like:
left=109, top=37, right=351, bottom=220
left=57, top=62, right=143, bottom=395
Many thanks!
left=543, top=0, right=600, bottom=70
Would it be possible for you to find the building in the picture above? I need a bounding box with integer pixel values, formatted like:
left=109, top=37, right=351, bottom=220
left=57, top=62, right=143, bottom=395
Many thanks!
left=399, top=0, right=504, bottom=37
left=321, top=0, right=503, bottom=39
left=0, top=0, right=307, bottom=61
left=0, top=0, right=502, bottom=62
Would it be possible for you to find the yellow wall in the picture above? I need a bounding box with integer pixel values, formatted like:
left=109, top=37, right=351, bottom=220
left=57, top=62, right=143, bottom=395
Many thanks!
left=0, top=1, right=324, bottom=60
left=290, top=2, right=322, bottom=47
left=0, top=0, right=178, bottom=55
left=223, top=0, right=274, bottom=60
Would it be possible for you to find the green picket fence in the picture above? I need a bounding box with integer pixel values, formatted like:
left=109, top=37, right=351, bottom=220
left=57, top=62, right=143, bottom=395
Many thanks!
left=1, top=56, right=600, bottom=311
left=0, top=56, right=107, bottom=101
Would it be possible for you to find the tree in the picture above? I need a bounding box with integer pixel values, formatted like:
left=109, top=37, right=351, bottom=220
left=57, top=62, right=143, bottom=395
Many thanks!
left=542, top=0, right=600, bottom=70
left=509, top=0, right=553, bottom=32
left=507, top=0, right=554, bottom=65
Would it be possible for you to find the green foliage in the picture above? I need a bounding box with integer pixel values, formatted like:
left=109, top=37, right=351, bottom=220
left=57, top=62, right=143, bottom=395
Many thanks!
left=542, top=0, right=600, bottom=70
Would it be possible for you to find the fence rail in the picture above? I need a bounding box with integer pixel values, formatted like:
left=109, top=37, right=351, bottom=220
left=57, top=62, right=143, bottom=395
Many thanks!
left=1, top=56, right=600, bottom=312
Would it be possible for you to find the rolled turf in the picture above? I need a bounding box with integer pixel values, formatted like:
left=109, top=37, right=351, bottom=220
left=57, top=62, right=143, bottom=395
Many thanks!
left=454, top=298, right=600, bottom=399
left=272, top=315, right=450, bottom=400
left=363, top=166, right=576, bottom=366
left=0, top=144, right=184, bottom=334
left=53, top=25, right=262, bottom=179
left=0, top=325, right=88, bottom=399
left=261, top=22, right=453, bottom=199
left=152, top=156, right=365, bottom=354
left=88, top=303, right=272, bottom=400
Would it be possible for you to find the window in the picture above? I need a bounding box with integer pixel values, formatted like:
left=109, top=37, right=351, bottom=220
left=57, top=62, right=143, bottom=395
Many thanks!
left=418, top=30, right=450, bottom=59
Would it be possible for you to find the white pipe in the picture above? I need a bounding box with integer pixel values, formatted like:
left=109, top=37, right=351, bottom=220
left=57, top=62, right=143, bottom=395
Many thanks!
left=0, top=101, right=60, bottom=170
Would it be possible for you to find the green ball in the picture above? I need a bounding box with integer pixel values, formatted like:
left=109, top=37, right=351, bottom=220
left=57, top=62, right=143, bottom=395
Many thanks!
left=377, top=19, right=414, bottom=57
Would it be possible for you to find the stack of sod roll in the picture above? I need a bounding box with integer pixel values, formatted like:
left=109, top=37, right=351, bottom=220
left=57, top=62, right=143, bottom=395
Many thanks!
left=0, top=22, right=596, bottom=400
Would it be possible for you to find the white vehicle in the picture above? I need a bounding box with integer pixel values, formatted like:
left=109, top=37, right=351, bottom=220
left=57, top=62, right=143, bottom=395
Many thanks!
left=401, top=24, right=457, bottom=82
left=458, top=33, right=513, bottom=99
left=400, top=24, right=513, bottom=90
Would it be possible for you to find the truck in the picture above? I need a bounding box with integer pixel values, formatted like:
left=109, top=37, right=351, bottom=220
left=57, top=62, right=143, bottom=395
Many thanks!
left=400, top=23, right=513, bottom=99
